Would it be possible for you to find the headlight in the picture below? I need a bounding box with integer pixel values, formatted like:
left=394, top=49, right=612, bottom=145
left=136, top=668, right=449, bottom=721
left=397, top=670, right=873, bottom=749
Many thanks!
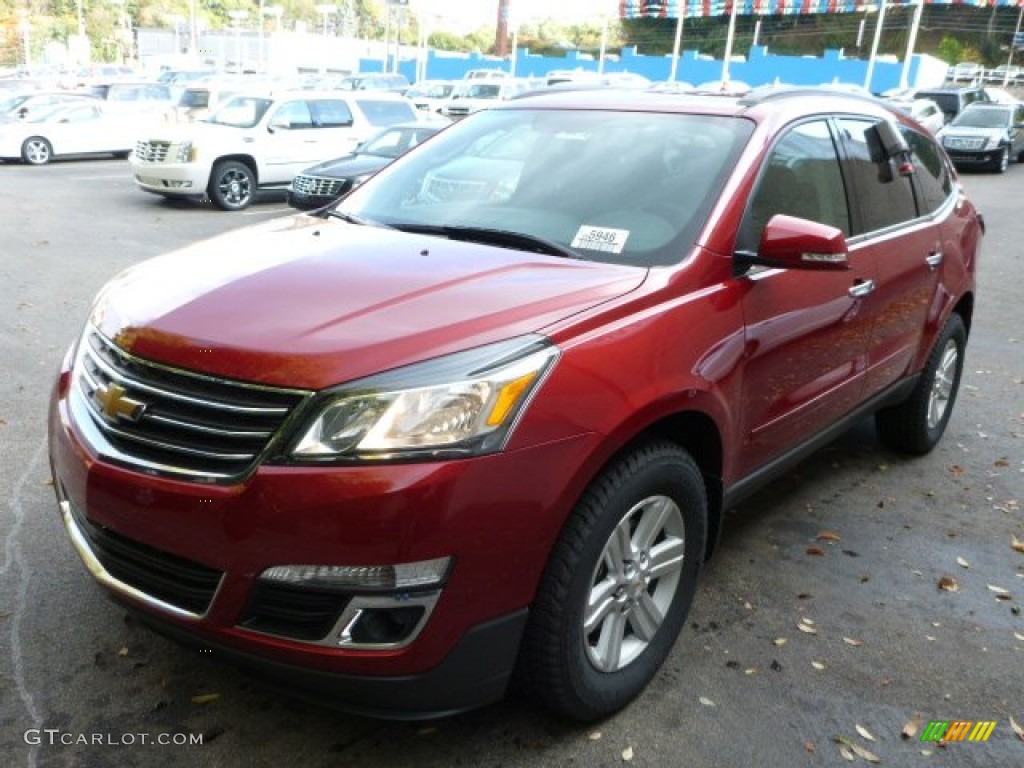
left=175, top=140, right=196, bottom=162
left=289, top=336, right=559, bottom=461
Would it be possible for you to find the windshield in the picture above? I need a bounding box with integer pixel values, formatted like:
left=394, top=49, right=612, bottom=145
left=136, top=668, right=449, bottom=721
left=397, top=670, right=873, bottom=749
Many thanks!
left=0, top=94, right=31, bottom=112
left=204, top=96, right=272, bottom=127
left=952, top=107, right=1011, bottom=128
left=454, top=83, right=502, bottom=100
left=336, top=108, right=753, bottom=267
left=354, top=98, right=417, bottom=126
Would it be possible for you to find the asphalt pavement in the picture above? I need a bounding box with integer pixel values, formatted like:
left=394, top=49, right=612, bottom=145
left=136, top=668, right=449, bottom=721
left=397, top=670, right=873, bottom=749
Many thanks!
left=1, top=158, right=1021, bottom=768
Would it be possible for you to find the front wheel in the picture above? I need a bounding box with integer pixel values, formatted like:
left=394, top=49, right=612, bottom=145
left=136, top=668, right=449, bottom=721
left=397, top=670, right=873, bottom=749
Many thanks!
left=875, top=313, right=966, bottom=455
left=208, top=160, right=255, bottom=211
left=21, top=137, right=52, bottom=165
left=518, top=441, right=707, bottom=721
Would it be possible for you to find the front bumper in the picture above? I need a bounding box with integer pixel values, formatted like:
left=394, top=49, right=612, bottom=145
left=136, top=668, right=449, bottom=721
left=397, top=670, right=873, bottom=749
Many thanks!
left=130, top=159, right=210, bottom=196
left=945, top=148, right=1001, bottom=166
left=48, top=348, right=593, bottom=715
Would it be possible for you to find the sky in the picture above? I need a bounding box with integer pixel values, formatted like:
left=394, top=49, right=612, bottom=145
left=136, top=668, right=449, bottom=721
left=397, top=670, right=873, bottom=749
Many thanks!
left=426, top=0, right=618, bottom=33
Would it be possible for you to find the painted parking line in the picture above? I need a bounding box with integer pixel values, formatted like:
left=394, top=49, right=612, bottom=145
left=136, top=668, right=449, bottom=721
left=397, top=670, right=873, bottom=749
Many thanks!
left=67, top=174, right=133, bottom=181
left=242, top=207, right=293, bottom=215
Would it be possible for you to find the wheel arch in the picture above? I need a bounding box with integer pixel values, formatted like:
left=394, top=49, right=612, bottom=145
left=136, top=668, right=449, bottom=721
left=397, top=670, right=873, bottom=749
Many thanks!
left=210, top=154, right=259, bottom=184
left=558, top=407, right=726, bottom=566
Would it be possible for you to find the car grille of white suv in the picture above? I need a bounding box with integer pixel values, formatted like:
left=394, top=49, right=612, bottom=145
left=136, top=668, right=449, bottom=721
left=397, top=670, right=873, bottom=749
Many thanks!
left=134, top=140, right=170, bottom=163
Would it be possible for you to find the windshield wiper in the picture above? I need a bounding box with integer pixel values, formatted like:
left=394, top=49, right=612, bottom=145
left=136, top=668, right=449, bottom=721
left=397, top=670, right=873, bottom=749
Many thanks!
left=322, top=209, right=388, bottom=227
left=392, top=223, right=581, bottom=259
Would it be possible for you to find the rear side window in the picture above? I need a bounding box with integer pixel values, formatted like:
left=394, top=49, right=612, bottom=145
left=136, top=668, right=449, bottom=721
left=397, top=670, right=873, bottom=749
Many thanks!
left=835, top=118, right=918, bottom=234
left=355, top=98, right=417, bottom=126
left=311, top=100, right=353, bottom=127
left=901, top=127, right=954, bottom=214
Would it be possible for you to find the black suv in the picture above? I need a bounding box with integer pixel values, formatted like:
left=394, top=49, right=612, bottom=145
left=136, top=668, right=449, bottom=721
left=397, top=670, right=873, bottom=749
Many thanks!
left=913, top=84, right=990, bottom=124
left=937, top=101, right=1024, bottom=172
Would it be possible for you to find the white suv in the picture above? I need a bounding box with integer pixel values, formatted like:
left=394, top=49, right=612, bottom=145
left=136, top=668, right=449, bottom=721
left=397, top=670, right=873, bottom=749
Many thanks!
left=129, top=90, right=419, bottom=210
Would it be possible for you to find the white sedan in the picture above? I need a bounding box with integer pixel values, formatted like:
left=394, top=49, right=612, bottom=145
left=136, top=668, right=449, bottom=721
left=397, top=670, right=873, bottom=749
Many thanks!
left=0, top=101, right=151, bottom=165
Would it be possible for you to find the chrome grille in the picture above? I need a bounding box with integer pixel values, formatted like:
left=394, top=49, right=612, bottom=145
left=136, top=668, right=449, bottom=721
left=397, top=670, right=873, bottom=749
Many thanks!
left=292, top=174, right=346, bottom=197
left=74, top=329, right=310, bottom=481
left=134, top=140, right=170, bottom=163
left=944, top=136, right=986, bottom=151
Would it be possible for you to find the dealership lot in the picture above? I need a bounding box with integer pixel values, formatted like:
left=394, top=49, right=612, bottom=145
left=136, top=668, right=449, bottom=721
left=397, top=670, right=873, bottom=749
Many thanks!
left=2, top=158, right=1022, bottom=767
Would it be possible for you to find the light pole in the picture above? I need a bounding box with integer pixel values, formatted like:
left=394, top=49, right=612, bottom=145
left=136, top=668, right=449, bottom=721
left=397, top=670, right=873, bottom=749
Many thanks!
left=315, top=4, right=335, bottom=74
left=190, top=0, right=198, bottom=58
left=263, top=5, right=283, bottom=73
left=17, top=9, right=30, bottom=70
left=228, top=9, right=248, bottom=73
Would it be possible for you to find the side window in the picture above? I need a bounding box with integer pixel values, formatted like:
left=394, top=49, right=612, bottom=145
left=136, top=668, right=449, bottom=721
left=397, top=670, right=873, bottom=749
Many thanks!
left=311, top=99, right=354, bottom=128
left=836, top=118, right=918, bottom=233
left=901, top=127, right=953, bottom=214
left=739, top=119, right=850, bottom=252
left=269, top=100, right=313, bottom=130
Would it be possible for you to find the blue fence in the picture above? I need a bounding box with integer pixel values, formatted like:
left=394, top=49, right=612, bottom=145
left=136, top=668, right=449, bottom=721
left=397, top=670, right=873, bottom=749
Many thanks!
left=361, top=45, right=933, bottom=93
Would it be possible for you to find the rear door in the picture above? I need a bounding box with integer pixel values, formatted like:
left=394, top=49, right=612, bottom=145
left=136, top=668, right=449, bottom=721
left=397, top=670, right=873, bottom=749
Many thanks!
left=833, top=118, right=943, bottom=400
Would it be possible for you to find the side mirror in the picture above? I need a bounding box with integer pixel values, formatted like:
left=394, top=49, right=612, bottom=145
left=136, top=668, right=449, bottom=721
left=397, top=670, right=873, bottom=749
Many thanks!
left=735, top=214, right=850, bottom=274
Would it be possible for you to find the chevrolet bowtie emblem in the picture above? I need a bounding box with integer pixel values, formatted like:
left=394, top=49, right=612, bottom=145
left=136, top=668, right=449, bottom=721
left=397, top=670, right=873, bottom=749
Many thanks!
left=93, top=383, right=146, bottom=422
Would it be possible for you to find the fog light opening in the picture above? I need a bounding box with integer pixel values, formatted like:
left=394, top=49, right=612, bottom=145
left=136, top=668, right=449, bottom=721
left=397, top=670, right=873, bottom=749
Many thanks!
left=344, top=606, right=426, bottom=645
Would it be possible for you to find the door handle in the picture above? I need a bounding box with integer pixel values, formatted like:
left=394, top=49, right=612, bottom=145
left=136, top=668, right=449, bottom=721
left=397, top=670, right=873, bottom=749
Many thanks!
left=926, top=251, right=944, bottom=270
left=848, top=279, right=876, bottom=298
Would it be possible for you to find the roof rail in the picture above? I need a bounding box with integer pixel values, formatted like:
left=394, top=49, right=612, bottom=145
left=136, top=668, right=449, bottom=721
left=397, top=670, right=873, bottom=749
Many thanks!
left=738, top=84, right=881, bottom=108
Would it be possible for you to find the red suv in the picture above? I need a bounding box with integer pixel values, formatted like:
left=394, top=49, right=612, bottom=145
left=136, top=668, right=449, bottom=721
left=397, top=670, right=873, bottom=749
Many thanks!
left=49, top=87, right=982, bottom=721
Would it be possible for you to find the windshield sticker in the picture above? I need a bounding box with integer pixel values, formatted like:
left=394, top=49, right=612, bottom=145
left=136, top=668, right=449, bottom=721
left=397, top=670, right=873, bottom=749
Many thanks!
left=572, top=226, right=630, bottom=254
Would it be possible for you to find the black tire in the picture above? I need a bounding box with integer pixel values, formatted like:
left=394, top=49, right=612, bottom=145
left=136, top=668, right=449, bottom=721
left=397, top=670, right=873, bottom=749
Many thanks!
left=21, top=137, right=52, bottom=165
left=875, top=313, right=966, bottom=455
left=208, top=160, right=255, bottom=211
left=518, top=441, right=707, bottom=721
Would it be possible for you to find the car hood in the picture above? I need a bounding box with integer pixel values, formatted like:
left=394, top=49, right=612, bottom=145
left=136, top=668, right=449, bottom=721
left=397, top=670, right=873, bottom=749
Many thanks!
left=91, top=215, right=647, bottom=390
left=299, top=153, right=389, bottom=179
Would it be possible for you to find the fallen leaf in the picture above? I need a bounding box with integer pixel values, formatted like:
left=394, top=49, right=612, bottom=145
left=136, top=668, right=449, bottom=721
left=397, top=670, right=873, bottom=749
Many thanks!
left=938, top=576, right=960, bottom=592
left=1010, top=715, right=1024, bottom=741
left=1014, top=632, right=1024, bottom=642
left=744, top=667, right=756, bottom=675
left=839, top=744, right=855, bottom=761
left=417, top=727, right=437, bottom=737
left=856, top=724, right=876, bottom=742
left=817, top=531, right=841, bottom=542
left=812, top=661, right=826, bottom=670
left=902, top=714, right=923, bottom=739
left=843, top=637, right=864, bottom=647
left=773, top=637, right=788, bottom=646
left=837, top=735, right=881, bottom=763
left=588, top=731, right=602, bottom=741
left=806, top=546, right=826, bottom=556
left=191, top=693, right=220, bottom=705
left=117, top=646, right=129, bottom=657
left=804, top=741, right=816, bottom=753
left=949, top=464, right=965, bottom=477
left=622, top=746, right=634, bottom=761
left=699, top=696, right=715, bottom=707
left=995, top=458, right=1010, bottom=467
left=956, top=556, right=970, bottom=569
left=988, top=584, right=1012, bottom=600
left=798, top=622, right=818, bottom=635
left=1012, top=535, right=1024, bottom=554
